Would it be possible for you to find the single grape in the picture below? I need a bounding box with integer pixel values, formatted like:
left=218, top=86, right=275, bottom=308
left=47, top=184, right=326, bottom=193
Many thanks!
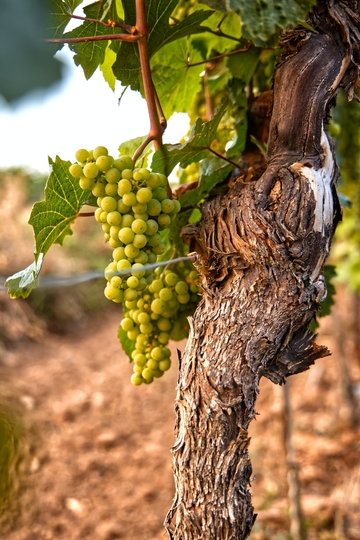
left=159, top=358, right=171, bottom=372
left=130, top=373, right=143, bottom=386
left=177, top=293, right=191, bottom=304
left=69, top=163, right=83, bottom=178
left=173, top=199, right=181, bottom=214
left=102, top=223, right=111, bottom=234
left=105, top=183, right=118, bottom=197
left=161, top=199, right=175, bottom=214
left=132, top=202, right=147, bottom=214
left=121, top=214, right=135, bottom=228
left=148, top=233, right=162, bottom=247
left=96, top=155, right=113, bottom=171
left=131, top=263, right=146, bottom=277
left=118, top=179, right=132, bottom=196
left=147, top=199, right=161, bottom=216
left=92, top=182, right=106, bottom=198
left=113, top=246, right=126, bottom=261
left=158, top=332, right=170, bottom=344
left=119, top=227, right=135, bottom=244
left=133, top=234, right=147, bottom=249
left=109, top=237, right=122, bottom=248
left=142, top=368, right=153, bottom=381
left=151, top=298, right=166, bottom=315
left=117, top=259, right=131, bottom=272
left=106, top=211, right=122, bottom=226
left=159, top=288, right=173, bottom=302
left=151, top=347, right=164, bottom=361
left=121, top=169, right=133, bottom=180
left=123, top=192, right=137, bottom=207
left=165, top=272, right=179, bottom=287
left=131, top=219, right=147, bottom=234
left=121, top=318, right=134, bottom=332
left=124, top=244, right=139, bottom=259
left=79, top=177, right=95, bottom=190
left=140, top=323, right=153, bottom=334
left=83, top=162, right=99, bottom=179
left=134, top=354, right=147, bottom=366
left=136, top=187, right=153, bottom=204
left=75, top=148, right=89, bottom=162
left=93, top=146, right=108, bottom=159
left=111, top=276, right=122, bottom=288
left=105, top=168, right=121, bottom=184
left=152, top=243, right=166, bottom=255
left=134, top=251, right=148, bottom=264
left=175, top=281, right=189, bottom=295
left=117, top=199, right=131, bottom=214
left=145, top=219, right=158, bottom=235
left=127, top=276, right=139, bottom=289
left=109, top=225, right=121, bottom=239
left=147, top=173, right=161, bottom=189
left=114, top=156, right=133, bottom=171
left=138, top=312, right=150, bottom=324
left=146, top=359, right=159, bottom=371
left=124, top=288, right=137, bottom=302
left=158, top=214, right=171, bottom=228
left=153, top=187, right=167, bottom=201
left=101, top=196, right=117, bottom=213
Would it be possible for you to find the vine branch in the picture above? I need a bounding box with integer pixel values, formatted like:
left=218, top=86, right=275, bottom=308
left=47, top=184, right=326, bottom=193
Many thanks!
left=46, top=33, right=140, bottom=44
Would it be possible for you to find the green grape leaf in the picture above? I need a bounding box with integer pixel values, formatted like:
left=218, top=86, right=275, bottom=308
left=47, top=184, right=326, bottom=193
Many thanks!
left=100, top=43, right=118, bottom=90
left=179, top=162, right=233, bottom=207
left=151, top=38, right=204, bottom=119
left=5, top=255, right=44, bottom=300
left=199, top=0, right=317, bottom=43
left=30, top=156, right=90, bottom=260
left=48, top=0, right=72, bottom=43
left=118, top=324, right=136, bottom=359
left=64, top=2, right=120, bottom=79
left=112, top=1, right=212, bottom=90
left=227, top=47, right=261, bottom=83
left=191, top=10, right=242, bottom=59
left=151, top=99, right=229, bottom=176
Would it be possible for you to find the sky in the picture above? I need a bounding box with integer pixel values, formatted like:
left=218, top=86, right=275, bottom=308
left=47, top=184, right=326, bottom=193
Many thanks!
left=0, top=48, right=189, bottom=174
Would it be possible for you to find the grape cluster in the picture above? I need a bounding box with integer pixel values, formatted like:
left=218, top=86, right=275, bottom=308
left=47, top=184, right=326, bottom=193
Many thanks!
left=69, top=146, right=201, bottom=385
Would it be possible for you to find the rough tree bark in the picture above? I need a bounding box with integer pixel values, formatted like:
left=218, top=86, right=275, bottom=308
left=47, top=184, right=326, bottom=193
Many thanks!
left=165, top=1, right=360, bottom=539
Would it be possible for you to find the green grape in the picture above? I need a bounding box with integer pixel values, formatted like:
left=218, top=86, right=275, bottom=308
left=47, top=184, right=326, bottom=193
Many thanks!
left=132, top=202, right=147, bottom=214
left=117, top=199, right=131, bottom=213
left=136, top=187, right=153, bottom=204
left=121, top=318, right=134, bottom=332
left=158, top=214, right=171, bottom=228
left=121, top=169, right=133, bottom=180
left=158, top=332, right=170, bottom=344
left=134, top=353, right=147, bottom=366
left=121, top=214, right=135, bottom=228
left=111, top=276, right=122, bottom=288
left=123, top=192, right=137, bottom=207
left=140, top=323, right=153, bottom=334
left=93, top=146, right=108, bottom=159
left=152, top=279, right=164, bottom=292
left=152, top=243, right=166, bottom=255
left=119, top=227, right=135, bottom=244
left=131, top=263, right=146, bottom=277
left=147, top=199, right=161, bottom=216
left=138, top=168, right=151, bottom=180
left=151, top=298, right=166, bottom=315
left=151, top=347, right=164, bottom=361
left=175, top=281, right=189, bottom=295
left=99, top=211, right=108, bottom=223
left=133, top=212, right=149, bottom=221
left=117, top=259, right=131, bottom=272
left=104, top=262, right=117, bottom=280
left=127, top=276, right=139, bottom=289
left=159, top=358, right=171, bottom=372
left=101, top=196, right=117, bottom=212
left=165, top=272, right=179, bottom=287
left=109, top=225, right=121, bottom=239
left=106, top=211, right=122, bottom=226
left=75, top=148, right=89, bottom=162
left=153, top=187, right=167, bottom=201
left=134, top=251, right=148, bottom=264
left=102, top=223, right=111, bottom=234
left=124, top=289, right=137, bottom=302
left=147, top=359, right=158, bottom=371
left=133, top=365, right=144, bottom=374
left=113, top=246, right=126, bottom=261
left=131, top=219, right=147, bottom=234
left=118, top=179, right=132, bottom=196
left=126, top=300, right=138, bottom=310
left=145, top=219, right=158, bottom=235
left=114, top=156, right=133, bottom=171
left=79, top=176, right=95, bottom=190
left=105, top=168, right=121, bottom=184
left=69, top=163, right=83, bottom=178
left=109, top=237, right=122, bottom=248
left=138, top=312, right=150, bottom=324
left=104, top=284, right=122, bottom=301
left=161, top=199, right=175, bottom=214
left=96, top=155, right=113, bottom=171
left=142, top=368, right=153, bottom=381
left=178, top=293, right=191, bottom=304
left=130, top=373, right=143, bottom=386
left=105, top=183, right=118, bottom=197
left=148, top=233, right=162, bottom=247
left=92, top=182, right=106, bottom=198
left=83, top=162, right=99, bottom=179
left=133, top=234, right=147, bottom=249
left=147, top=173, right=161, bottom=189
left=159, top=288, right=173, bottom=302
left=157, top=318, right=172, bottom=332
left=125, top=244, right=139, bottom=259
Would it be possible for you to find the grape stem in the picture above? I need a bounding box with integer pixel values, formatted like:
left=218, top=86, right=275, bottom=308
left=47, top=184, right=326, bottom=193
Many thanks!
left=78, top=212, right=95, bottom=217
left=68, top=13, right=134, bottom=33
left=187, top=47, right=251, bottom=68
left=132, top=0, right=166, bottom=163
left=47, top=33, right=140, bottom=44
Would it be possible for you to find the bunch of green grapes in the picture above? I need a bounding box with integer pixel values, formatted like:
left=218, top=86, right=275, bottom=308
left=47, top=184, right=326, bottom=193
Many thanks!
left=121, top=263, right=200, bottom=385
left=69, top=146, right=201, bottom=384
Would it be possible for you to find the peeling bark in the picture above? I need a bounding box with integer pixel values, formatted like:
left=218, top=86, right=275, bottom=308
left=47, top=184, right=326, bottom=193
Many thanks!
left=165, top=2, right=360, bottom=539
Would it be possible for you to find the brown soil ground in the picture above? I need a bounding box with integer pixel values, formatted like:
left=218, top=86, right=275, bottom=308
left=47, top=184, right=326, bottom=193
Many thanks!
left=0, top=172, right=359, bottom=540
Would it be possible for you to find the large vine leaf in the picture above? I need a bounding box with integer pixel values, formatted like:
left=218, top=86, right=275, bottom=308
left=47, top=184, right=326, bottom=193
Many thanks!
left=112, top=0, right=212, bottom=90
left=64, top=2, right=120, bottom=79
left=199, top=0, right=317, bottom=43
left=5, top=157, right=89, bottom=299
left=151, top=38, right=204, bottom=119
left=151, top=99, right=229, bottom=176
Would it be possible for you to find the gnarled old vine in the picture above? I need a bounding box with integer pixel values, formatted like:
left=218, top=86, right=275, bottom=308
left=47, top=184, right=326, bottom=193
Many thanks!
left=165, top=1, right=360, bottom=539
